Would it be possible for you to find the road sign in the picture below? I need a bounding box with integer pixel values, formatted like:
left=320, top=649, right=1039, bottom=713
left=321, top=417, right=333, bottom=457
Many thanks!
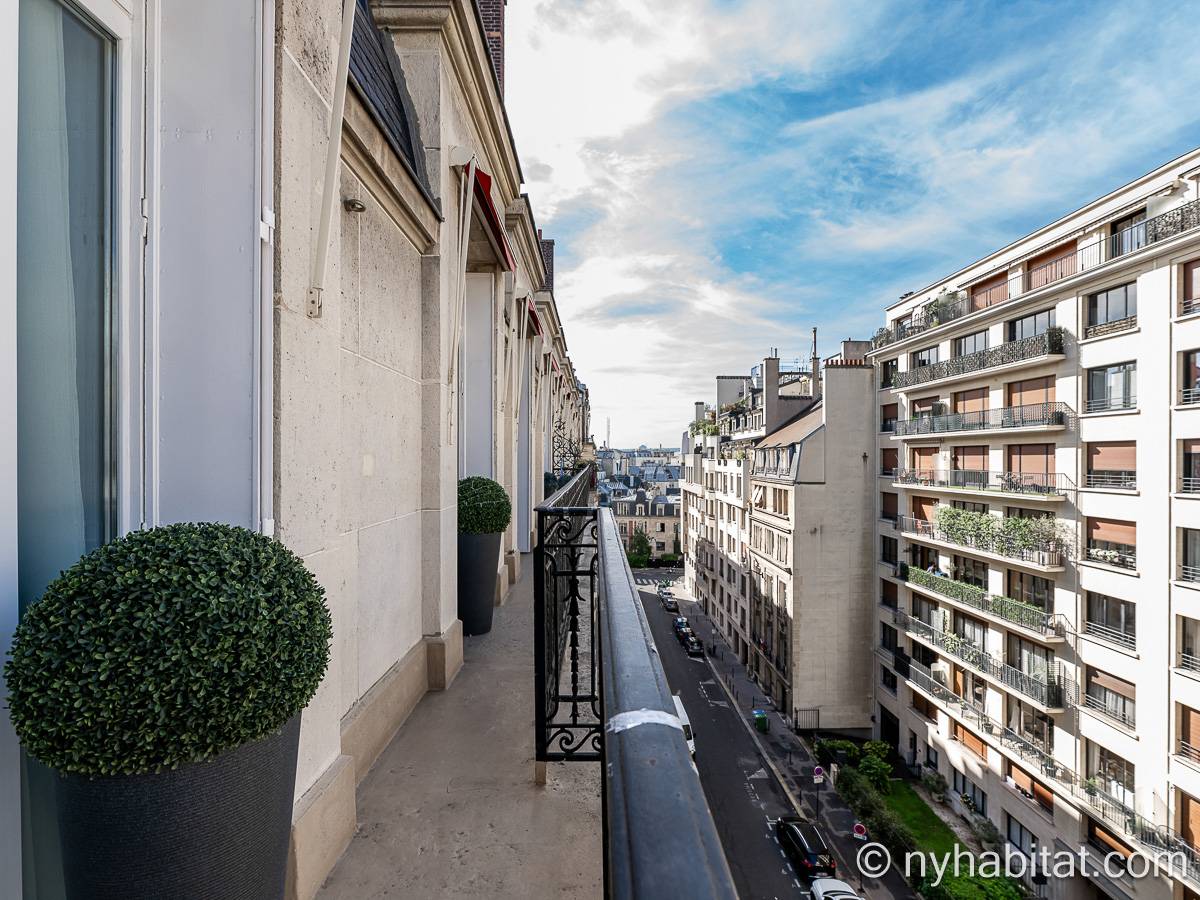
left=853, top=822, right=868, bottom=841
left=813, top=765, right=825, bottom=785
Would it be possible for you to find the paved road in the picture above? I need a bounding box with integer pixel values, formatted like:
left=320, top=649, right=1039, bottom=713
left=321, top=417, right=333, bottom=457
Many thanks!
left=635, top=577, right=807, bottom=900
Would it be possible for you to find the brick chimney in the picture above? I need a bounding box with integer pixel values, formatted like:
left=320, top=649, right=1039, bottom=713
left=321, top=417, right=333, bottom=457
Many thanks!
left=477, top=0, right=506, bottom=95
left=538, top=228, right=555, bottom=291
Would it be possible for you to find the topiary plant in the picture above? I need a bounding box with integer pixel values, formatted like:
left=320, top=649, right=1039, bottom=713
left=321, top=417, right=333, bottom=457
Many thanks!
left=458, top=476, right=512, bottom=535
left=4, top=523, right=331, bottom=776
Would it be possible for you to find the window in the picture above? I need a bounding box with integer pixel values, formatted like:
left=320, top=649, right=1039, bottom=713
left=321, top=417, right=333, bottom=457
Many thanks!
left=912, top=692, right=937, bottom=721
left=1184, top=259, right=1200, bottom=315
left=880, top=403, right=898, bottom=433
left=954, top=613, right=986, bottom=649
left=1183, top=618, right=1200, bottom=671
left=1086, top=441, right=1136, bottom=489
left=880, top=579, right=898, bottom=609
left=1009, top=763, right=1055, bottom=813
left=1084, top=668, right=1136, bottom=727
left=955, top=555, right=988, bottom=589
left=655, top=541, right=666, bottom=552
left=1088, top=743, right=1135, bottom=805
left=912, top=346, right=939, bottom=368
left=1008, top=309, right=1055, bottom=342
left=880, top=623, right=897, bottom=652
left=1109, top=209, right=1147, bottom=258
left=952, top=500, right=989, bottom=515
left=912, top=596, right=937, bottom=627
left=1086, top=362, right=1136, bottom=412
left=881, top=536, right=898, bottom=565
left=1008, top=635, right=1053, bottom=680
left=1006, top=815, right=1038, bottom=856
left=881, top=492, right=898, bottom=523
left=1085, top=592, right=1136, bottom=649
left=1086, top=282, right=1137, bottom=335
left=1184, top=529, right=1200, bottom=583
left=1183, top=351, right=1200, bottom=404
left=1008, top=699, right=1053, bottom=752
left=1186, top=441, right=1200, bottom=493
left=925, top=746, right=939, bottom=769
left=954, top=330, right=989, bottom=357
left=1086, top=518, right=1136, bottom=569
left=1007, top=571, right=1051, bottom=610
left=881, top=358, right=898, bottom=389
left=880, top=666, right=898, bottom=694
left=952, top=769, right=988, bottom=815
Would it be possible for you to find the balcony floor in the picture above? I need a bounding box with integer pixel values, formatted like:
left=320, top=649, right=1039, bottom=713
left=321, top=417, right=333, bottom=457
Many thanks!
left=317, top=554, right=602, bottom=900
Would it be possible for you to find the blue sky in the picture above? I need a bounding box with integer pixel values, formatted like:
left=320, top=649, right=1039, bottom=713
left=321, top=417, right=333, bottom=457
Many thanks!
left=505, top=0, right=1200, bottom=447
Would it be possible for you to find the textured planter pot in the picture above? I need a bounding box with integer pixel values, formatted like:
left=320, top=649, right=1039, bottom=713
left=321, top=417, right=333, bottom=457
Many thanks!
left=55, top=715, right=301, bottom=900
left=458, top=532, right=502, bottom=635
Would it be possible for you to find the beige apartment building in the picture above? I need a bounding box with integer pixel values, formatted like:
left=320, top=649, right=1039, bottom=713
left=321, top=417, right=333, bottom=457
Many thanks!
left=682, top=342, right=876, bottom=732
left=870, top=149, right=1200, bottom=900
left=611, top=489, right=681, bottom=560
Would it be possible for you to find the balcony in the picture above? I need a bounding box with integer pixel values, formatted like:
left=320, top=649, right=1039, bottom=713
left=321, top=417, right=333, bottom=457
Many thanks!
left=893, top=468, right=1072, bottom=501
left=871, top=199, right=1200, bottom=352
left=896, top=610, right=1075, bottom=709
left=1182, top=651, right=1200, bottom=674
left=1083, top=316, right=1137, bottom=340
left=1182, top=564, right=1200, bottom=584
left=1084, top=394, right=1136, bottom=414
left=1082, top=691, right=1136, bottom=729
left=1083, top=620, right=1136, bottom=651
left=899, top=563, right=1064, bottom=637
left=893, top=402, right=1070, bottom=438
left=1085, top=471, right=1136, bottom=490
left=897, top=514, right=1065, bottom=569
left=1084, top=545, right=1136, bottom=571
left=891, top=329, right=1066, bottom=390
left=1182, top=477, right=1200, bottom=494
left=1183, top=387, right=1200, bottom=406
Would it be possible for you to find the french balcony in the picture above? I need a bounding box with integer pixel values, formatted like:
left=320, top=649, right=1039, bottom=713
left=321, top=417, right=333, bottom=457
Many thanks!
left=1083, top=316, right=1137, bottom=340
left=895, top=610, right=1075, bottom=709
left=1084, top=470, right=1136, bottom=490
left=1181, top=651, right=1200, bottom=674
left=1084, top=544, right=1137, bottom=571
left=898, top=563, right=1065, bottom=638
left=1081, top=691, right=1136, bottom=729
left=893, top=468, right=1072, bottom=501
left=890, top=329, right=1066, bottom=391
left=1084, top=394, right=1136, bottom=414
left=1082, top=620, right=1136, bottom=651
left=896, top=514, right=1065, bottom=570
left=1181, top=564, right=1200, bottom=584
left=893, top=402, right=1070, bottom=439
left=870, top=199, right=1200, bottom=352
left=1183, top=387, right=1200, bottom=406
left=1182, top=477, right=1200, bottom=494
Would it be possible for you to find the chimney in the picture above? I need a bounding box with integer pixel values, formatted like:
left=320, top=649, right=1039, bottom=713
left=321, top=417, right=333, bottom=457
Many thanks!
left=810, top=327, right=822, bottom=401
left=539, top=229, right=555, bottom=291
left=477, top=0, right=506, bottom=95
left=763, top=356, right=781, bottom=432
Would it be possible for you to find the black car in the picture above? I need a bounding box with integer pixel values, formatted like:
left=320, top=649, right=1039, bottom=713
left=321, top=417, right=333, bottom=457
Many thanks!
left=676, top=626, right=695, bottom=645
left=775, top=817, right=836, bottom=878
left=684, top=636, right=705, bottom=657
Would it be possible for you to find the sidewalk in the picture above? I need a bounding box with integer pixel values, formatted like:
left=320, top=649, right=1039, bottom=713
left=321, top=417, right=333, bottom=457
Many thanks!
left=670, top=584, right=917, bottom=900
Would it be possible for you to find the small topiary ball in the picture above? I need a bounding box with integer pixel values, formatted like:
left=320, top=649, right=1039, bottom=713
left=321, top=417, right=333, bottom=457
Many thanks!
left=4, top=522, right=332, bottom=776
left=458, top=476, right=512, bottom=535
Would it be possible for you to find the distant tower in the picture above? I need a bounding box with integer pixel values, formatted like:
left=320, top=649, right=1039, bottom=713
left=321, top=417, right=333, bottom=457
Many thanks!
left=606, top=417, right=611, bottom=449
left=811, top=327, right=821, bottom=400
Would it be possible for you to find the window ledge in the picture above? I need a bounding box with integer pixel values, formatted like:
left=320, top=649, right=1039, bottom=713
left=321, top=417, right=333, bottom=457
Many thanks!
left=1078, top=325, right=1141, bottom=345
left=1078, top=705, right=1139, bottom=738
left=1173, top=493, right=1200, bottom=501
left=1173, top=579, right=1200, bottom=593
left=1079, top=408, right=1139, bottom=420
left=1174, top=403, right=1200, bottom=412
left=1079, top=631, right=1139, bottom=659
left=1078, top=560, right=1140, bottom=578
left=1080, top=486, right=1140, bottom=496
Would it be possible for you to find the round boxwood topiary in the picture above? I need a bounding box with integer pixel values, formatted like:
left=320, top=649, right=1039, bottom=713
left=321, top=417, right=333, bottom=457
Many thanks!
left=3, top=522, right=332, bottom=776
left=458, top=476, right=512, bottom=535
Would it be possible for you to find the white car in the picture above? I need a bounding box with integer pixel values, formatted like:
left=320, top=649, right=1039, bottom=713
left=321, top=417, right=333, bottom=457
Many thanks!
left=810, top=879, right=862, bottom=900
left=672, top=694, right=695, bottom=758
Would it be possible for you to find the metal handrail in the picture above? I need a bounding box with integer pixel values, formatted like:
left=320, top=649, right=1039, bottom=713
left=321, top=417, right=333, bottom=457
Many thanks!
left=894, top=402, right=1071, bottom=437
left=1082, top=620, right=1136, bottom=650
left=1182, top=565, right=1200, bottom=584
left=870, top=199, right=1200, bottom=350
left=892, top=330, right=1065, bottom=389
left=896, top=514, right=1065, bottom=567
left=1084, top=545, right=1137, bottom=570
left=1083, top=316, right=1137, bottom=340
left=893, top=468, right=1074, bottom=495
left=1181, top=652, right=1200, bottom=673
left=1181, top=477, right=1200, bottom=493
left=1184, top=387, right=1200, bottom=406
left=900, top=563, right=1063, bottom=636
left=1085, top=471, right=1136, bottom=489
left=1083, top=691, right=1136, bottom=728
left=1085, top=395, right=1136, bottom=413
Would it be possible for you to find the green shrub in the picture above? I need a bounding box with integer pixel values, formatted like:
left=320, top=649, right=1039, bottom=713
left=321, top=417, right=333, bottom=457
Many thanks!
left=921, top=769, right=949, bottom=800
left=920, top=874, right=1024, bottom=900
left=815, top=737, right=860, bottom=768
left=4, top=523, right=331, bottom=776
left=458, top=476, right=512, bottom=534
left=864, top=807, right=916, bottom=859
left=859, top=753, right=894, bottom=794
left=862, top=739, right=891, bottom=760
left=836, top=766, right=913, bottom=859
left=970, top=815, right=1002, bottom=848
left=834, top=766, right=884, bottom=820
left=628, top=532, right=651, bottom=568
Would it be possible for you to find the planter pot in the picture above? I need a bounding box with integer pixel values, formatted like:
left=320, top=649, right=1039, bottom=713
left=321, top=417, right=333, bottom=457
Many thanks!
left=458, top=532, right=502, bottom=635
left=55, top=715, right=301, bottom=900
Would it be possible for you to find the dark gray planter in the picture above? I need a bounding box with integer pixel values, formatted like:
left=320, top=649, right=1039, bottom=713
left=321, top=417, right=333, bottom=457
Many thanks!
left=55, top=715, right=301, bottom=900
left=458, top=532, right=502, bottom=635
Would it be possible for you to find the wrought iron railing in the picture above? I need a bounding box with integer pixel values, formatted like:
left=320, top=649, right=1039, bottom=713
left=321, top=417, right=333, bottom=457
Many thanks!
left=1085, top=471, right=1136, bottom=489
left=1083, top=620, right=1136, bottom=650
left=870, top=199, right=1200, bottom=350
left=534, top=468, right=738, bottom=897
left=894, top=402, right=1070, bottom=437
left=896, top=514, right=1065, bottom=568
left=895, top=610, right=1076, bottom=708
left=1084, top=316, right=1137, bottom=340
left=893, top=468, right=1073, bottom=496
left=899, top=563, right=1064, bottom=636
left=892, top=330, right=1065, bottom=389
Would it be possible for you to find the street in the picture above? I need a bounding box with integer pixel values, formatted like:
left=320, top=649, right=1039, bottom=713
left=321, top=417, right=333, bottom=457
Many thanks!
left=634, top=572, right=807, bottom=900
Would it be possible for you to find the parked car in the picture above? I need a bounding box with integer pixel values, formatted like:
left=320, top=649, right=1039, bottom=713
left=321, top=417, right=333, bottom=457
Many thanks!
left=684, top=636, right=705, bottom=658
left=661, top=598, right=679, bottom=613
left=775, top=817, right=836, bottom=878
left=672, top=695, right=695, bottom=758
left=811, top=879, right=862, bottom=900
left=676, top=626, right=695, bottom=645
left=672, top=616, right=688, bottom=632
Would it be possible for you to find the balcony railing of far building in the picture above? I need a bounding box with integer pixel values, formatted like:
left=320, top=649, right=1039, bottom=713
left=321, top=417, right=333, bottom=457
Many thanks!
left=534, top=466, right=737, bottom=897
left=891, top=329, right=1066, bottom=390
left=894, top=402, right=1070, bottom=437
left=871, top=198, right=1200, bottom=351
left=898, top=563, right=1066, bottom=638
left=893, top=468, right=1074, bottom=498
left=896, top=514, right=1065, bottom=568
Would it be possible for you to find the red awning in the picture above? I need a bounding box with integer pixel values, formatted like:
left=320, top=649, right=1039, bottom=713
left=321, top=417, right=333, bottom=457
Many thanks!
left=473, top=169, right=515, bottom=272
left=526, top=297, right=543, bottom=336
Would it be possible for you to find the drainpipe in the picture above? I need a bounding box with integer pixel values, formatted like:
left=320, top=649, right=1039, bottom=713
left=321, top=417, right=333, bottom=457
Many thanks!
left=307, top=0, right=357, bottom=318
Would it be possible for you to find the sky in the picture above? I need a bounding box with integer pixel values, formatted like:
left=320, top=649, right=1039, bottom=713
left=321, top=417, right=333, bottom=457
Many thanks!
left=503, top=0, right=1200, bottom=448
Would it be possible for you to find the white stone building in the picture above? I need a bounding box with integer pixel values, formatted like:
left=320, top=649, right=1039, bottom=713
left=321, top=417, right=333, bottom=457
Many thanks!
left=870, top=148, right=1200, bottom=900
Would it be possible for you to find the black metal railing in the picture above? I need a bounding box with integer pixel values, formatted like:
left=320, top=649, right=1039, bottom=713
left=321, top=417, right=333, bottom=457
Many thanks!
left=1083, top=620, right=1136, bottom=650
left=534, top=467, right=738, bottom=898
left=892, top=330, right=1065, bottom=389
left=899, top=563, right=1064, bottom=636
left=871, top=199, right=1200, bottom=350
left=896, top=514, right=1065, bottom=568
left=893, top=468, right=1073, bottom=496
left=894, top=402, right=1070, bottom=437
left=1084, top=545, right=1137, bottom=570
left=1085, top=394, right=1136, bottom=413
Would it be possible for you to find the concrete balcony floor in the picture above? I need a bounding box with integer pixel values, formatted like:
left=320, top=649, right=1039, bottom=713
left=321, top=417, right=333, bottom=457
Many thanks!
left=317, top=554, right=602, bottom=899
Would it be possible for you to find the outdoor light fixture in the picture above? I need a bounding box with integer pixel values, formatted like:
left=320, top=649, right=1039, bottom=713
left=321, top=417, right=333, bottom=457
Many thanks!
left=342, top=198, right=366, bottom=213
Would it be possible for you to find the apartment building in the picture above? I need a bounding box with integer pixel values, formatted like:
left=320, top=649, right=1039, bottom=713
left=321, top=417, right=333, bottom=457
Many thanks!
left=682, top=342, right=876, bottom=732
left=611, top=489, right=681, bottom=560
left=870, top=149, right=1200, bottom=900
left=1, top=1, right=589, bottom=897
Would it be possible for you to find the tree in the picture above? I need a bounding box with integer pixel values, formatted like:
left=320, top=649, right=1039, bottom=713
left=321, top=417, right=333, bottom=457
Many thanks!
left=628, top=531, right=651, bottom=568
